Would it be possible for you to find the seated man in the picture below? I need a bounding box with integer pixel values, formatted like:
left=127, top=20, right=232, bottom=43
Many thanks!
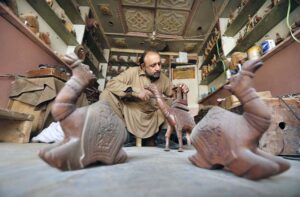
left=100, top=50, right=189, bottom=145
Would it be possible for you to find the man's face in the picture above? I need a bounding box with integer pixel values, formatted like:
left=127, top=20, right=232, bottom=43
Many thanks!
left=142, top=52, right=161, bottom=81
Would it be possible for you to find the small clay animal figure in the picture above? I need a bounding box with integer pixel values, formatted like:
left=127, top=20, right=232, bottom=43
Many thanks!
left=291, top=20, right=300, bottom=33
left=189, top=60, right=290, bottom=180
left=245, top=15, right=255, bottom=34
left=253, top=15, right=262, bottom=26
left=19, top=14, right=39, bottom=34
left=146, top=84, right=195, bottom=152
left=275, top=33, right=284, bottom=45
left=38, top=32, right=51, bottom=46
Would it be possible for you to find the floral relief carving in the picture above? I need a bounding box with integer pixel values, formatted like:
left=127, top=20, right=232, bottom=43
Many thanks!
left=122, top=0, right=155, bottom=7
left=157, top=0, right=194, bottom=10
left=124, top=8, right=154, bottom=32
left=156, top=10, right=188, bottom=35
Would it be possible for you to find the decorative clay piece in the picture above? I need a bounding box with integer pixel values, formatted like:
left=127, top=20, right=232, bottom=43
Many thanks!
left=189, top=60, right=290, bottom=180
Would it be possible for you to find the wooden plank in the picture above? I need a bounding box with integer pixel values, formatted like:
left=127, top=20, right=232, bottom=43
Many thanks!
left=85, top=31, right=107, bottom=63
left=0, top=119, right=33, bottom=143
left=8, top=100, right=46, bottom=135
left=26, top=0, right=78, bottom=45
left=231, top=0, right=299, bottom=53
left=0, top=108, right=33, bottom=121
left=224, top=0, right=267, bottom=37
left=76, top=0, right=89, bottom=6
left=56, top=0, right=84, bottom=24
left=201, top=38, right=222, bottom=68
left=83, top=56, right=101, bottom=78
left=27, top=68, right=70, bottom=81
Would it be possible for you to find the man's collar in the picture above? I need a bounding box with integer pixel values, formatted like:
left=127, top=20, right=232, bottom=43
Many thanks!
left=138, top=66, right=146, bottom=76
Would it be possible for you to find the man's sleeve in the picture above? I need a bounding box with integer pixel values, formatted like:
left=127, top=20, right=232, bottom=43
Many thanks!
left=163, top=75, right=174, bottom=97
left=105, top=68, right=141, bottom=98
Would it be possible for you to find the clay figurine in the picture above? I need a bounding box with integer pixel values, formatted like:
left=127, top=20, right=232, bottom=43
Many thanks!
left=275, top=33, right=284, bottom=45
left=38, top=53, right=127, bottom=170
left=146, top=84, right=195, bottom=152
left=189, top=60, right=290, bottom=180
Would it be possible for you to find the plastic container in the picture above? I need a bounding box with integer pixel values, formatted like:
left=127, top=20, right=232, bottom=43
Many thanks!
left=261, top=39, right=276, bottom=54
left=247, top=45, right=261, bottom=60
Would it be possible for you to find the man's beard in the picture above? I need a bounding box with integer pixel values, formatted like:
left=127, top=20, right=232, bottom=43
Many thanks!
left=146, top=71, right=160, bottom=81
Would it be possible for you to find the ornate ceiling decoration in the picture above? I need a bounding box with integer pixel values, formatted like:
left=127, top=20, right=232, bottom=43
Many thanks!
left=124, top=8, right=154, bottom=32
left=121, top=0, right=155, bottom=7
left=85, top=0, right=228, bottom=53
left=156, top=10, right=189, bottom=35
left=157, top=0, right=194, bottom=10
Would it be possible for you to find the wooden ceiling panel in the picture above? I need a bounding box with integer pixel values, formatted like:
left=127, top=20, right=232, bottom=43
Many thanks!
left=157, top=0, right=194, bottom=10
left=156, top=9, right=189, bottom=35
left=121, top=0, right=156, bottom=8
left=124, top=8, right=154, bottom=33
left=86, top=0, right=231, bottom=53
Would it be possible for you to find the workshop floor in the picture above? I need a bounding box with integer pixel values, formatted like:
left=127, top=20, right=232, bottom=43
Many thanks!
left=0, top=143, right=299, bottom=197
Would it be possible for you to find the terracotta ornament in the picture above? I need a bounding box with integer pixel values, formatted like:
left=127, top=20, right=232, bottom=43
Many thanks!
left=189, top=60, right=290, bottom=180
left=146, top=84, right=195, bottom=152
left=38, top=53, right=127, bottom=170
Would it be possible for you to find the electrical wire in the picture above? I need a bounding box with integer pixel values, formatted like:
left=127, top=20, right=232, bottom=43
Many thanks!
left=286, top=0, right=300, bottom=44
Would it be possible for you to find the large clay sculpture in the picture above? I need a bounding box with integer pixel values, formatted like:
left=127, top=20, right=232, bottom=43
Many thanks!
left=146, top=84, right=195, bottom=152
left=38, top=53, right=127, bottom=170
left=189, top=60, right=290, bottom=180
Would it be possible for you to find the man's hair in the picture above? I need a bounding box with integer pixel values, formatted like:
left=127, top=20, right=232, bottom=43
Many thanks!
left=139, top=50, right=159, bottom=65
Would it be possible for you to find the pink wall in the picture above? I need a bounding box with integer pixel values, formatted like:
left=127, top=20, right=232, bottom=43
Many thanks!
left=254, top=42, right=300, bottom=96
left=0, top=16, right=63, bottom=108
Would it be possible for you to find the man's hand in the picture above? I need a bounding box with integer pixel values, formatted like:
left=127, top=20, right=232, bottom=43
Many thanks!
left=178, top=83, right=189, bottom=94
left=137, top=89, right=153, bottom=101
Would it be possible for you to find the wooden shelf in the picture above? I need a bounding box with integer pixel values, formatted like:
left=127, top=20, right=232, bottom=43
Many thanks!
left=198, top=29, right=300, bottom=105
left=84, top=31, right=107, bottom=63
left=261, top=29, right=300, bottom=61
left=200, top=61, right=225, bottom=85
left=171, top=61, right=197, bottom=67
left=224, top=0, right=267, bottom=37
left=201, top=38, right=222, bottom=67
left=0, top=3, right=67, bottom=66
left=108, top=61, right=139, bottom=67
left=230, top=0, right=299, bottom=53
left=26, top=0, right=78, bottom=45
left=83, top=57, right=103, bottom=79
left=56, top=0, right=84, bottom=24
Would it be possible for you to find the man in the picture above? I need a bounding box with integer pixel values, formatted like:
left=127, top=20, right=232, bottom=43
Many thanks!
left=100, top=50, right=189, bottom=145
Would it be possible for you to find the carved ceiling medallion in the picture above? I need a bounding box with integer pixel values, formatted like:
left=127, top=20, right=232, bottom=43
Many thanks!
left=157, top=0, right=194, bottom=10
left=124, top=8, right=154, bottom=32
left=156, top=10, right=189, bottom=35
left=121, top=0, right=155, bottom=7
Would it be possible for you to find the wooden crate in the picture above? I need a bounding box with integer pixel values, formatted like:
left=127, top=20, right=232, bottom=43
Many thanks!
left=259, top=97, right=300, bottom=155
left=0, top=108, right=33, bottom=143
left=7, top=99, right=48, bottom=136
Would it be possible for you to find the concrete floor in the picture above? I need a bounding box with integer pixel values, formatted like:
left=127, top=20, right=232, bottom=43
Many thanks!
left=0, top=143, right=300, bottom=197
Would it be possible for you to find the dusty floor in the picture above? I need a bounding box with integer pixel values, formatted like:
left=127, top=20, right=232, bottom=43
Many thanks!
left=0, top=143, right=299, bottom=197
